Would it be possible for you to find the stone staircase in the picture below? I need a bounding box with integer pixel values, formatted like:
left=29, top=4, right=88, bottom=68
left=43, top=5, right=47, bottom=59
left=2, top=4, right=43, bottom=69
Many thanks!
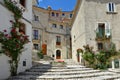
left=7, top=59, right=120, bottom=80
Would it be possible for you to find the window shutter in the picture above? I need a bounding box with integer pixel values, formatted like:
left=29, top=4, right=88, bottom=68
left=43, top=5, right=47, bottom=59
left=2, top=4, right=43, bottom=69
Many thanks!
left=113, top=3, right=116, bottom=12
left=105, top=23, right=110, bottom=38
left=106, top=3, right=109, bottom=12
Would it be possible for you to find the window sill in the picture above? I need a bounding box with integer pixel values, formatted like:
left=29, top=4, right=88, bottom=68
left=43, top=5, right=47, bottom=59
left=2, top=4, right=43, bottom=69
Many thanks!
left=106, top=12, right=118, bottom=14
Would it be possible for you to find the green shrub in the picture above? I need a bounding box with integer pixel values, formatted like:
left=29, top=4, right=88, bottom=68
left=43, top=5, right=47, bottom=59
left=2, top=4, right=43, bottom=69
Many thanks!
left=81, top=44, right=118, bottom=70
left=37, top=51, right=43, bottom=59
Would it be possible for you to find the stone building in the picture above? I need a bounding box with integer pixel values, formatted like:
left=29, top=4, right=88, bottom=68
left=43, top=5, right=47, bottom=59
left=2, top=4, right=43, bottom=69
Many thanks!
left=71, top=0, right=120, bottom=63
left=0, top=0, right=32, bottom=79
left=32, top=4, right=73, bottom=60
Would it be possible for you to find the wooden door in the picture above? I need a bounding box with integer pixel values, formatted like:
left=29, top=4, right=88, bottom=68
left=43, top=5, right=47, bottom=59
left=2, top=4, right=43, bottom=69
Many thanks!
left=56, top=50, right=61, bottom=59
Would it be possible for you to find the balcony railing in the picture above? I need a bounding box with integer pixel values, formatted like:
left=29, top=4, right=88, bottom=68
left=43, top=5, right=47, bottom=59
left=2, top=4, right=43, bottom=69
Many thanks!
left=95, top=29, right=111, bottom=41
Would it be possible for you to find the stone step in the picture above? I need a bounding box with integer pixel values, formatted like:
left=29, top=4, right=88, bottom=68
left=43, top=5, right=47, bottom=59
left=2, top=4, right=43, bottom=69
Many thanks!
left=20, top=69, right=101, bottom=76
left=29, top=67, right=93, bottom=72
left=9, top=71, right=116, bottom=80
left=31, top=65, right=85, bottom=69
left=7, top=60, right=120, bottom=80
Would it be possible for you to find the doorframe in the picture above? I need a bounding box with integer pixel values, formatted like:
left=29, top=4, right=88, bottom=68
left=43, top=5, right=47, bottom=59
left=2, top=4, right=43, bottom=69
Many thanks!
left=54, top=48, right=62, bottom=59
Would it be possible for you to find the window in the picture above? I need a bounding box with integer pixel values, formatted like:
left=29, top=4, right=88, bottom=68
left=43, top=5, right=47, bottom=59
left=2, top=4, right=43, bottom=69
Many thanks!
left=52, top=24, right=57, bottom=28
left=97, top=23, right=105, bottom=38
left=34, top=44, right=39, bottom=50
left=97, top=23, right=111, bottom=38
left=19, top=23, right=26, bottom=34
left=62, top=13, right=65, bottom=16
left=74, top=35, right=75, bottom=38
left=56, top=36, right=61, bottom=45
left=34, top=15, right=39, bottom=21
left=56, top=13, right=59, bottom=17
left=23, top=61, right=26, bottom=66
left=60, top=25, right=63, bottom=29
left=70, top=14, right=73, bottom=18
left=20, top=0, right=26, bottom=7
left=52, top=12, right=55, bottom=16
left=98, top=43, right=103, bottom=50
left=107, top=2, right=116, bottom=12
left=33, top=30, right=38, bottom=40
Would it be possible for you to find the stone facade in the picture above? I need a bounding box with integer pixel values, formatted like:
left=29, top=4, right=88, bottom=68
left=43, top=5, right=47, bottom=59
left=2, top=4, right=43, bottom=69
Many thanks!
left=0, top=0, right=32, bottom=79
left=32, top=5, right=73, bottom=60
left=71, top=0, right=120, bottom=62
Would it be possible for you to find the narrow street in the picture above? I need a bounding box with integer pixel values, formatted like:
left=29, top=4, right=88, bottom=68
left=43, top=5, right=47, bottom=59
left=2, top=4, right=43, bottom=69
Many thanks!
left=7, top=59, right=120, bottom=80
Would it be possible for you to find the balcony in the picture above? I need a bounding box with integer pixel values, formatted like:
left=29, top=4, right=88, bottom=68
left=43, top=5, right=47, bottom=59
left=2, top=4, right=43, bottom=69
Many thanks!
left=7, top=0, right=25, bottom=12
left=95, top=29, right=111, bottom=41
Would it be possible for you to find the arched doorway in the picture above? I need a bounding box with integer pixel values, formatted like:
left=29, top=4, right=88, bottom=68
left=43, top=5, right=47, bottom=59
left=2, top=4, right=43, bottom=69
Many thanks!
left=56, top=50, right=61, bottom=59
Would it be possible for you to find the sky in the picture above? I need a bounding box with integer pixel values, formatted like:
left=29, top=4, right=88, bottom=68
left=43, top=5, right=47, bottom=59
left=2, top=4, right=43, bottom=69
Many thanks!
left=37, top=0, right=77, bottom=11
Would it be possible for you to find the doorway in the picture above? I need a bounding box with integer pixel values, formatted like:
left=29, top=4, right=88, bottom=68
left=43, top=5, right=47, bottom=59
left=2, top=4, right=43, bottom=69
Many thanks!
left=56, top=50, right=61, bottom=59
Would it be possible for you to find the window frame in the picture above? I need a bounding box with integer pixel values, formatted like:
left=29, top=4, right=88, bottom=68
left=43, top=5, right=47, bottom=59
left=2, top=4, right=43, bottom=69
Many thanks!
left=60, top=25, right=63, bottom=29
left=52, top=12, right=55, bottom=16
left=34, top=44, right=39, bottom=50
left=56, top=13, right=59, bottom=17
left=62, top=13, right=65, bottom=16
left=56, top=36, right=61, bottom=45
left=98, top=43, right=103, bottom=50
left=107, top=2, right=116, bottom=12
left=19, top=23, right=26, bottom=35
left=52, top=24, right=57, bottom=28
left=70, top=14, right=73, bottom=18
left=34, top=15, right=39, bottom=21
left=33, top=30, right=39, bottom=40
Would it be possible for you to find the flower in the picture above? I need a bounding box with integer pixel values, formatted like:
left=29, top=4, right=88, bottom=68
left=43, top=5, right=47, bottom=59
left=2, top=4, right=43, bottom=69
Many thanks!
left=5, top=34, right=8, bottom=37
left=0, top=27, right=29, bottom=56
left=3, top=29, right=7, bottom=32
left=57, top=60, right=64, bottom=62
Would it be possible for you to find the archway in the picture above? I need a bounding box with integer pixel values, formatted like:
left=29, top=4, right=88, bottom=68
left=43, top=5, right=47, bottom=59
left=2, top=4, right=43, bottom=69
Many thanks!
left=56, top=50, right=61, bottom=59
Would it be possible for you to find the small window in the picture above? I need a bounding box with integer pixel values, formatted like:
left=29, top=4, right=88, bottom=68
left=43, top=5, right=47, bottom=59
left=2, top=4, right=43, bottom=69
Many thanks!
left=52, top=24, right=57, bottom=28
left=23, top=61, right=26, bottom=66
left=62, top=13, right=65, bottom=16
left=74, top=35, right=75, bottom=38
left=56, top=36, right=61, bottom=45
left=34, top=15, right=39, bottom=21
left=60, top=25, right=63, bottom=29
left=52, top=12, right=55, bottom=16
left=56, top=13, right=59, bottom=17
left=19, top=23, right=26, bottom=34
left=70, top=14, right=73, bottom=18
left=98, top=43, right=103, bottom=50
left=107, top=2, right=116, bottom=12
left=34, top=44, right=39, bottom=50
left=20, top=0, right=26, bottom=7
left=33, top=30, right=39, bottom=40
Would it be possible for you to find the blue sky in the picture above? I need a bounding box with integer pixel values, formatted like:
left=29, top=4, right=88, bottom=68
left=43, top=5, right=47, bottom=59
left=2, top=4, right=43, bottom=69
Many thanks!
left=37, top=0, right=77, bottom=11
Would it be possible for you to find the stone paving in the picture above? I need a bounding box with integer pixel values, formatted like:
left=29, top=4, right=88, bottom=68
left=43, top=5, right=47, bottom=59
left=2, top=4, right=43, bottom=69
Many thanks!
left=7, top=59, right=120, bottom=80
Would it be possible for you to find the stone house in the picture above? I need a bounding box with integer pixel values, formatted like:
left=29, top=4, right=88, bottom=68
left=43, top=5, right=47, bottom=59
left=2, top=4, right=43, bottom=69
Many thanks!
left=0, top=0, right=32, bottom=79
left=32, top=4, right=73, bottom=60
left=71, top=0, right=120, bottom=63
